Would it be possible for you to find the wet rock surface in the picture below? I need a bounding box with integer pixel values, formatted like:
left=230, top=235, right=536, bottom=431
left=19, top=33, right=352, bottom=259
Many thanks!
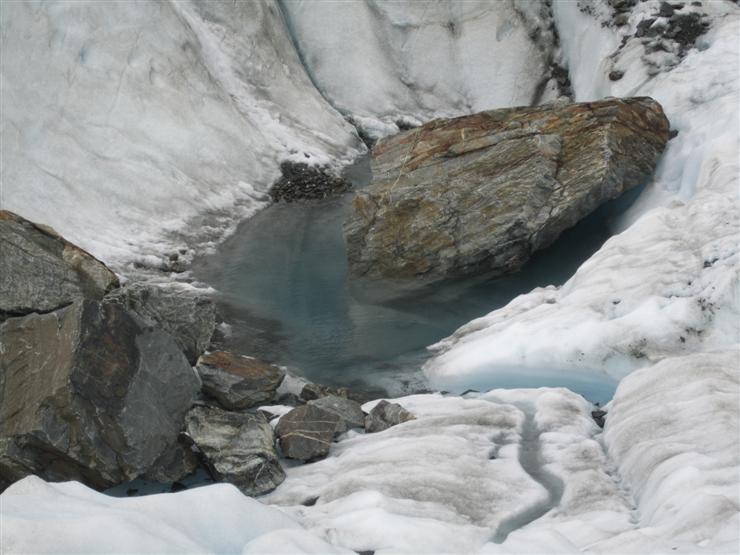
left=0, top=300, right=199, bottom=489
left=270, top=161, right=350, bottom=202
left=345, top=97, right=670, bottom=282
left=185, top=405, right=285, bottom=496
left=308, top=396, right=366, bottom=434
left=196, top=351, right=286, bottom=410
left=275, top=405, right=341, bottom=461
left=0, top=210, right=119, bottom=318
left=105, top=283, right=216, bottom=364
left=365, top=401, right=415, bottom=433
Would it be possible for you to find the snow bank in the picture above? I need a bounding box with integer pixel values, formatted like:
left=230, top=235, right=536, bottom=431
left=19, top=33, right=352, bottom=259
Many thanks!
left=0, top=0, right=363, bottom=270
left=424, top=6, right=740, bottom=392
left=281, top=0, right=548, bottom=139
left=0, top=476, right=343, bottom=554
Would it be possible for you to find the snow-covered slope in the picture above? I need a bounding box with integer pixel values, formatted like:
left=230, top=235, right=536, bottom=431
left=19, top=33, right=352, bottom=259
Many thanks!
left=425, top=2, right=740, bottom=392
left=0, top=0, right=363, bottom=271
left=280, top=0, right=552, bottom=139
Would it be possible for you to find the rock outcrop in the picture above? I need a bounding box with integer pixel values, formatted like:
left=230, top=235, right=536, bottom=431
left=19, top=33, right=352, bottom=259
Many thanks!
left=185, top=405, right=284, bottom=496
left=196, top=351, right=286, bottom=410
left=0, top=211, right=119, bottom=318
left=0, top=300, right=199, bottom=489
left=275, top=405, right=341, bottom=461
left=105, top=283, right=216, bottom=364
left=344, top=97, right=670, bottom=281
left=308, top=396, right=365, bottom=435
left=365, top=401, right=415, bottom=433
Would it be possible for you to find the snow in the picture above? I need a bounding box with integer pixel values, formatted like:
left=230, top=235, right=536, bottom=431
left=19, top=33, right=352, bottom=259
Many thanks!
left=424, top=6, right=740, bottom=395
left=280, top=0, right=548, bottom=139
left=0, top=0, right=363, bottom=272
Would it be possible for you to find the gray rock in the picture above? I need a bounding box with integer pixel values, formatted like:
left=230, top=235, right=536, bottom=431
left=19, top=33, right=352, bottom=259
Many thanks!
left=299, top=382, right=349, bottom=402
left=365, top=401, right=415, bottom=433
left=185, top=405, right=284, bottom=496
left=344, top=98, right=670, bottom=282
left=308, top=396, right=365, bottom=434
left=275, top=405, right=341, bottom=461
left=0, top=211, right=119, bottom=318
left=143, top=439, right=199, bottom=484
left=0, top=300, right=199, bottom=489
left=105, top=283, right=216, bottom=364
left=196, top=351, right=286, bottom=410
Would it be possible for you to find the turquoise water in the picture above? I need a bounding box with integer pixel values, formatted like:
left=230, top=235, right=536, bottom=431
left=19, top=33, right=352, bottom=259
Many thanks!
left=193, top=160, right=638, bottom=403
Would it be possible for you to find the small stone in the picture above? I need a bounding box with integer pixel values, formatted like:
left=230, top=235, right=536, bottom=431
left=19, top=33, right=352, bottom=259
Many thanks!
left=185, top=405, right=285, bottom=496
left=300, top=382, right=348, bottom=402
left=365, top=401, right=415, bottom=433
left=196, top=351, right=285, bottom=410
left=275, top=405, right=341, bottom=461
left=609, top=70, right=624, bottom=81
left=592, top=410, right=607, bottom=428
left=658, top=2, right=675, bottom=17
left=308, top=396, right=365, bottom=434
left=614, top=13, right=630, bottom=26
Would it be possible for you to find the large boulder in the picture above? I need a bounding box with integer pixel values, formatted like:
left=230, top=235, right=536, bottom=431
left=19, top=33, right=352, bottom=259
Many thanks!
left=185, top=405, right=285, bottom=496
left=196, top=351, right=286, bottom=410
left=105, top=283, right=216, bottom=364
left=0, top=300, right=199, bottom=489
left=308, top=396, right=365, bottom=435
left=275, top=405, right=341, bottom=461
left=0, top=211, right=119, bottom=318
left=344, top=97, right=670, bottom=281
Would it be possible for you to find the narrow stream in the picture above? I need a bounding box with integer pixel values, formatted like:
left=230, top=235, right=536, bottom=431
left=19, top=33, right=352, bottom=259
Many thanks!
left=193, top=157, right=639, bottom=401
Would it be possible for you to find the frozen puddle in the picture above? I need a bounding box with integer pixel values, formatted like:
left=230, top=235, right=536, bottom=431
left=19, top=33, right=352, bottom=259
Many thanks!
left=193, top=159, right=641, bottom=403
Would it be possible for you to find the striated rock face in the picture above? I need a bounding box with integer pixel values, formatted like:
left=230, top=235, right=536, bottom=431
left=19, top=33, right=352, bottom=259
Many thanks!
left=185, top=405, right=284, bottom=496
left=105, top=284, right=216, bottom=365
left=365, top=401, right=415, bottom=433
left=196, top=351, right=286, bottom=410
left=0, top=300, right=199, bottom=489
left=344, top=97, right=670, bottom=281
left=0, top=211, right=119, bottom=318
left=275, top=405, right=340, bottom=461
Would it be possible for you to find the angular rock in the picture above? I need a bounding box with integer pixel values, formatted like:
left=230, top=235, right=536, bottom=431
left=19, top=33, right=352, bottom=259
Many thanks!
left=345, top=97, right=670, bottom=281
left=105, top=283, right=216, bottom=364
left=300, top=382, right=349, bottom=402
left=0, top=300, right=199, bottom=489
left=143, top=439, right=199, bottom=484
left=275, top=405, right=341, bottom=461
left=185, top=405, right=284, bottom=496
left=0, top=211, right=119, bottom=318
left=196, top=351, right=285, bottom=410
left=308, top=396, right=365, bottom=434
left=365, top=401, right=415, bottom=433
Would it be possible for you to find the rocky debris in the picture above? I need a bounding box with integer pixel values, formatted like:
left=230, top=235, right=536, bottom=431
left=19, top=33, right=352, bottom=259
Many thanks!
left=592, top=409, right=607, bottom=428
left=275, top=405, right=341, bottom=461
left=270, top=161, right=350, bottom=202
left=105, top=283, right=216, bottom=364
left=0, top=300, right=199, bottom=489
left=0, top=210, right=119, bottom=319
left=185, top=405, right=284, bottom=496
left=365, top=401, right=415, bottom=433
left=308, top=396, right=365, bottom=434
left=345, top=97, right=670, bottom=281
left=196, top=351, right=285, bottom=410
left=300, top=382, right=349, bottom=402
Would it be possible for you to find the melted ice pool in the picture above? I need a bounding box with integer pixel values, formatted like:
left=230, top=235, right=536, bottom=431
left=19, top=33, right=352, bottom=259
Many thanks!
left=193, top=160, right=636, bottom=403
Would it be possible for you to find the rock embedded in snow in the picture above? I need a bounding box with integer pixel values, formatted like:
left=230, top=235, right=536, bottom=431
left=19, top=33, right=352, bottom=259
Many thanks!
left=270, top=162, right=351, bottom=202
left=275, top=405, right=341, bottom=461
left=0, top=210, right=119, bottom=318
left=185, top=405, right=285, bottom=496
left=0, top=300, right=199, bottom=490
left=196, top=351, right=286, bottom=410
left=364, top=400, right=415, bottom=433
left=308, top=396, right=366, bottom=435
left=105, top=283, right=216, bottom=364
left=345, top=97, right=670, bottom=281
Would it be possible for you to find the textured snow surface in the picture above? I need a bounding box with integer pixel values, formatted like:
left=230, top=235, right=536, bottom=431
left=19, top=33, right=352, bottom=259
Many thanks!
left=0, top=0, right=363, bottom=271
left=5, top=362, right=735, bottom=553
left=425, top=6, right=740, bottom=392
left=280, top=0, right=549, bottom=139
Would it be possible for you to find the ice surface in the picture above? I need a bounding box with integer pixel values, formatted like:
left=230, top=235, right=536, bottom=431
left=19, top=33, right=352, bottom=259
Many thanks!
left=280, top=0, right=549, bottom=139
left=0, top=0, right=363, bottom=271
left=425, top=7, right=740, bottom=394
